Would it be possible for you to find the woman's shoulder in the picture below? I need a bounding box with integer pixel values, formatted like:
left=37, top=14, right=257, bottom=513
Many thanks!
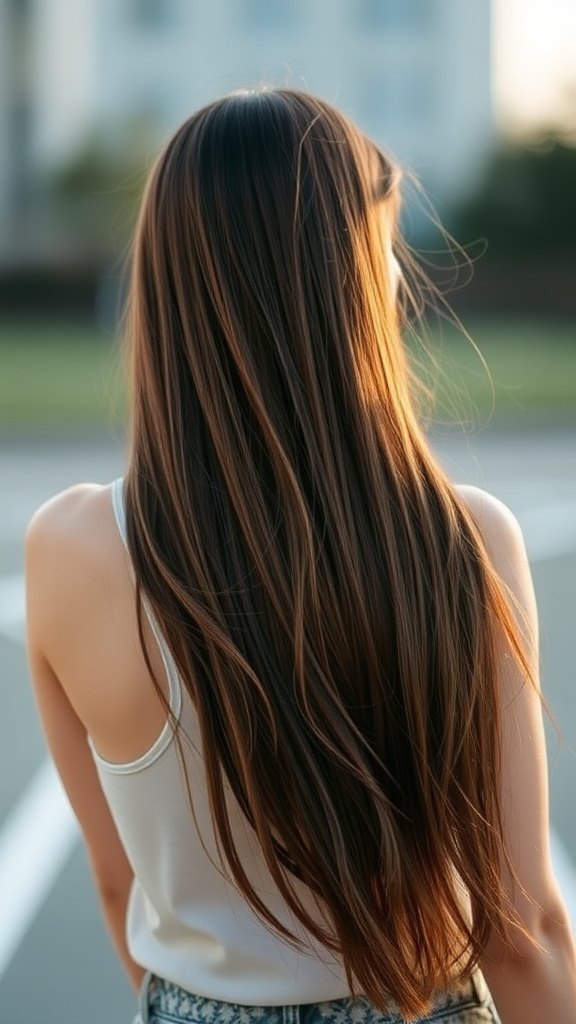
left=26, top=480, right=170, bottom=759
left=25, top=482, right=125, bottom=656
left=26, top=481, right=116, bottom=553
left=26, top=480, right=124, bottom=587
left=455, top=483, right=521, bottom=533
left=455, top=484, right=525, bottom=559
left=454, top=483, right=536, bottom=629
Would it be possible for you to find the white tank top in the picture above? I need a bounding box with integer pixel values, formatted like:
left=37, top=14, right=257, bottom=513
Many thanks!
left=89, top=478, right=350, bottom=1005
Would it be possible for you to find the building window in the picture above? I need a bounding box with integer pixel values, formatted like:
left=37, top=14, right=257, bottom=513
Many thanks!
left=241, top=0, right=299, bottom=31
left=356, top=0, right=433, bottom=31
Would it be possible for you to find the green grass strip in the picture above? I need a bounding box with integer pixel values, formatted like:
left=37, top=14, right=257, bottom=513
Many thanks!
left=0, top=320, right=574, bottom=428
left=0, top=325, right=126, bottom=427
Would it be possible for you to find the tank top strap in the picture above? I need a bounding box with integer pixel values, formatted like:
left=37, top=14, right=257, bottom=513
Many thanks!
left=110, top=478, right=182, bottom=721
left=111, top=476, right=129, bottom=550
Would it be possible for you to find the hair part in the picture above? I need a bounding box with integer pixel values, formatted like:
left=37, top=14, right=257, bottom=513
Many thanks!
left=123, top=86, right=531, bottom=1018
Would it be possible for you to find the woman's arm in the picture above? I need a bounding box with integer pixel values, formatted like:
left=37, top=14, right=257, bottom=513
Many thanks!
left=25, top=490, right=146, bottom=993
left=459, top=485, right=576, bottom=1024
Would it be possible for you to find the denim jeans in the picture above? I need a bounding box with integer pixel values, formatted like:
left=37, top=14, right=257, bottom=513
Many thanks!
left=132, top=971, right=502, bottom=1024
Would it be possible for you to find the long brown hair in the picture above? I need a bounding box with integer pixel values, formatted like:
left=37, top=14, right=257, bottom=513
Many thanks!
left=124, top=88, right=528, bottom=1018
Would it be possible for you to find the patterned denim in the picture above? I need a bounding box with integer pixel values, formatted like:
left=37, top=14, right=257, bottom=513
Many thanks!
left=131, top=971, right=502, bottom=1024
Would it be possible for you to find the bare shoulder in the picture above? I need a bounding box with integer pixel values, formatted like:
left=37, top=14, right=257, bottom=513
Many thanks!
left=455, top=484, right=523, bottom=548
left=25, top=480, right=121, bottom=591
left=455, top=484, right=528, bottom=578
left=25, top=482, right=124, bottom=660
left=26, top=482, right=114, bottom=554
left=25, top=481, right=123, bottom=590
left=455, top=483, right=537, bottom=647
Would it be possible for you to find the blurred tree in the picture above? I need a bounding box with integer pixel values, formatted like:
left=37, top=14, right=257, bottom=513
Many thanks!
left=43, top=118, right=154, bottom=267
left=449, top=134, right=576, bottom=259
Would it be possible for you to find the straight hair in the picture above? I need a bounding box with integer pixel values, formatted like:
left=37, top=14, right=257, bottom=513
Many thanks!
left=123, top=88, right=530, bottom=1018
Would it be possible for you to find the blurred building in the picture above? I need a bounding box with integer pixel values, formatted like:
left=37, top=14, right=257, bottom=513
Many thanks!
left=1, top=0, right=38, bottom=263
left=0, top=0, right=492, bottom=269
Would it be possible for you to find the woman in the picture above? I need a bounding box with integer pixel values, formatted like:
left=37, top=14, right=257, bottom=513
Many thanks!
left=25, top=88, right=576, bottom=1023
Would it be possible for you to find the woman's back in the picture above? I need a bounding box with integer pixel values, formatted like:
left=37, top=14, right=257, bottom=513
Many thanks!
left=27, top=473, right=559, bottom=1013
left=23, top=475, right=502, bottom=1006
left=38, top=479, right=351, bottom=1003
left=25, top=87, right=576, bottom=1023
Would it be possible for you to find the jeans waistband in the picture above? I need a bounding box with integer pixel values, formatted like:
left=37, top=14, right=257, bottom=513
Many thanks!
left=135, top=970, right=495, bottom=1024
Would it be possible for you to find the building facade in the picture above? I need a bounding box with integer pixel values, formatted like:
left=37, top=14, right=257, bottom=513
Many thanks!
left=0, top=0, right=493, bottom=265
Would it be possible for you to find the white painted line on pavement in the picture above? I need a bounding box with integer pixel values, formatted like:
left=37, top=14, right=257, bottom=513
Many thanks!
left=0, top=758, right=78, bottom=980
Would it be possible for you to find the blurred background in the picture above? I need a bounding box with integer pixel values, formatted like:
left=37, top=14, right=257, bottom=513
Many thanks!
left=0, top=2, right=575, bottom=1022
left=0, top=0, right=575, bottom=423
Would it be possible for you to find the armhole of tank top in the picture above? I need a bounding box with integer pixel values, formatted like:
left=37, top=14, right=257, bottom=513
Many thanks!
left=88, top=478, right=183, bottom=776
